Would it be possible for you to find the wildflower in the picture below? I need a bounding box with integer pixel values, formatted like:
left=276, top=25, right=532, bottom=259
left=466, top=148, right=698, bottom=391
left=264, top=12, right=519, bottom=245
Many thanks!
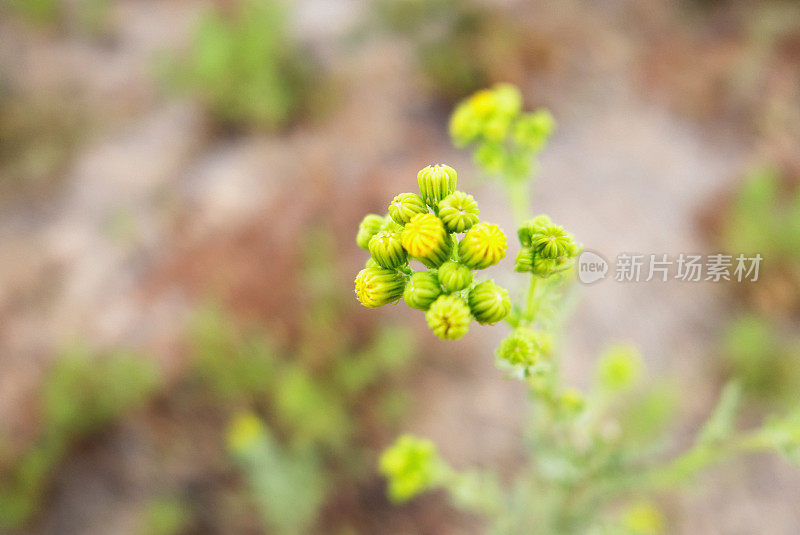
left=513, top=110, right=555, bottom=151
left=459, top=223, right=508, bottom=270
left=530, top=223, right=576, bottom=260
left=517, top=215, right=553, bottom=247
left=514, top=248, right=535, bottom=273
left=356, top=214, right=385, bottom=250
left=403, top=271, right=442, bottom=311
left=417, top=164, right=457, bottom=207
left=355, top=267, right=407, bottom=308
left=368, top=230, right=407, bottom=269
left=379, top=435, right=440, bottom=502
left=438, top=191, right=480, bottom=233
left=426, top=294, right=471, bottom=339
left=496, top=328, right=541, bottom=366
left=437, top=261, right=473, bottom=293
left=389, top=192, right=428, bottom=226
left=468, top=280, right=511, bottom=324
left=401, top=213, right=452, bottom=268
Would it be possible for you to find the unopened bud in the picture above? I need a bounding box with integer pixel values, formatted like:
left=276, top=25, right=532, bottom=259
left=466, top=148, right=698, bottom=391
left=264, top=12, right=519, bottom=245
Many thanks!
left=389, top=192, right=428, bottom=226
left=438, top=191, right=480, bottom=233
left=369, top=230, right=407, bottom=269
left=437, top=261, right=473, bottom=293
left=403, top=271, right=442, bottom=311
left=468, top=280, right=511, bottom=324
left=458, top=223, right=508, bottom=270
left=417, top=164, right=457, bottom=207
left=426, top=294, right=471, bottom=340
left=401, top=213, right=452, bottom=268
left=356, top=214, right=385, bottom=250
left=355, top=267, right=407, bottom=308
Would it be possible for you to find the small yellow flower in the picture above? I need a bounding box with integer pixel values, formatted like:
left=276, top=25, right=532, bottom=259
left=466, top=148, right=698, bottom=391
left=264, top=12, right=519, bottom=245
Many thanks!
left=355, top=267, right=407, bottom=308
left=459, top=222, right=508, bottom=270
left=426, top=294, right=471, bottom=340
left=623, top=501, right=665, bottom=535
left=470, top=89, right=496, bottom=117
left=401, top=213, right=451, bottom=268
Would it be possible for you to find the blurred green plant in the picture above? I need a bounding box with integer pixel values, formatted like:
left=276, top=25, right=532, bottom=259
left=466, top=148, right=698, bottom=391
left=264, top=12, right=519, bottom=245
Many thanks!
left=717, top=165, right=800, bottom=404
left=361, top=85, right=800, bottom=533
left=0, top=347, right=160, bottom=530
left=5, top=0, right=111, bottom=35
left=141, top=496, right=191, bottom=535
left=162, top=0, right=314, bottom=131
left=189, top=230, right=416, bottom=533
left=373, top=0, right=534, bottom=101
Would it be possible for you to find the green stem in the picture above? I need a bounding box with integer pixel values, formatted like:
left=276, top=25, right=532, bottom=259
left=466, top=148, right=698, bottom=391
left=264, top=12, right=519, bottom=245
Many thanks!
left=505, top=179, right=531, bottom=227
left=525, top=276, right=539, bottom=324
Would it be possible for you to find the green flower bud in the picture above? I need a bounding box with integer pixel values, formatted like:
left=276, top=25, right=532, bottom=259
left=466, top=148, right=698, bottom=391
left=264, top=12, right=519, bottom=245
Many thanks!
left=474, top=141, right=505, bottom=174
left=513, top=109, right=555, bottom=150
left=379, top=434, right=439, bottom=503
left=468, top=280, right=511, bottom=324
left=449, top=102, right=481, bottom=146
left=459, top=223, right=508, bottom=270
left=401, top=213, right=452, bottom=268
left=388, top=192, right=428, bottom=226
left=438, top=191, right=480, bottom=233
left=417, top=164, right=457, bottom=207
left=426, top=294, right=471, bottom=340
left=514, top=248, right=534, bottom=273
left=531, top=223, right=575, bottom=259
left=369, top=230, right=407, bottom=269
left=517, top=215, right=552, bottom=247
left=403, top=271, right=442, bottom=311
left=484, top=115, right=512, bottom=143
left=531, top=256, right=557, bottom=277
left=356, top=214, right=385, bottom=250
left=355, top=267, right=407, bottom=308
left=496, top=328, right=540, bottom=366
left=597, top=344, right=643, bottom=391
left=437, top=261, right=473, bottom=293
left=492, top=83, right=522, bottom=117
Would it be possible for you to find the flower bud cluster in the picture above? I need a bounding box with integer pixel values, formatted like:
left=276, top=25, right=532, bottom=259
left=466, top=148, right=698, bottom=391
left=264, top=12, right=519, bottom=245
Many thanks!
left=515, top=215, right=580, bottom=278
left=355, top=164, right=512, bottom=339
left=496, top=327, right=552, bottom=368
left=449, top=84, right=555, bottom=180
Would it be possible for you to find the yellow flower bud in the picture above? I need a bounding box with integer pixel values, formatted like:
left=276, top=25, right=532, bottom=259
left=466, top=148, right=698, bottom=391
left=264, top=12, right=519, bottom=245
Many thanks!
left=388, top=192, right=428, bottom=226
left=426, top=294, right=471, bottom=340
left=417, top=164, right=457, bottom=207
left=403, top=271, right=442, bottom=311
left=438, top=191, right=480, bottom=233
left=356, top=214, right=385, bottom=250
left=401, top=213, right=452, bottom=268
left=468, top=280, right=511, bottom=324
left=458, top=223, right=508, bottom=270
left=470, top=89, right=496, bottom=117
left=369, top=230, right=407, bottom=269
left=436, top=261, right=473, bottom=293
left=355, top=267, right=407, bottom=308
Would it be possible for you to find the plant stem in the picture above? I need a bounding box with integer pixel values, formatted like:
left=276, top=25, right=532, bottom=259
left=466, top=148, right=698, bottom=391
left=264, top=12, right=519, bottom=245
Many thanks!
left=505, top=179, right=531, bottom=227
left=525, top=277, right=539, bottom=324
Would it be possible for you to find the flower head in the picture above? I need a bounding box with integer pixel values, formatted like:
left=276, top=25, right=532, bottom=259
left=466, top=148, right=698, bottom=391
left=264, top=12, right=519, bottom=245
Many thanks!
left=355, top=267, right=407, bottom=308
left=468, top=280, right=511, bottom=324
left=426, top=294, right=471, bottom=339
left=437, top=261, right=473, bottom=293
left=459, top=222, right=508, bottom=270
left=438, top=191, right=480, bottom=233
left=388, top=192, right=428, bottom=226
left=226, top=412, right=265, bottom=453
left=417, top=164, right=457, bottom=207
left=356, top=214, right=385, bottom=250
left=368, top=230, right=407, bottom=269
left=531, top=223, right=576, bottom=259
left=401, top=213, right=452, bottom=268
left=403, top=271, right=442, bottom=311
left=496, top=328, right=541, bottom=366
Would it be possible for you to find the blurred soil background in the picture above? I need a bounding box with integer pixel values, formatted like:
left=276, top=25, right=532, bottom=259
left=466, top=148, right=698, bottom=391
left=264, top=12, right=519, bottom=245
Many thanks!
left=1, top=0, right=799, bottom=533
